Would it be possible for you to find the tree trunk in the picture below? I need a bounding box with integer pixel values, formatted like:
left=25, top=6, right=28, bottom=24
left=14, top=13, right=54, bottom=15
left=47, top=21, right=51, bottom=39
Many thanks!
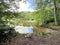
left=53, top=0, right=58, bottom=25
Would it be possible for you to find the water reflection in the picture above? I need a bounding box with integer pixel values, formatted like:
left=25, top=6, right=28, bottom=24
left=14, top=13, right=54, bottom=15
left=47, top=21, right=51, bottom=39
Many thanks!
left=14, top=25, right=33, bottom=34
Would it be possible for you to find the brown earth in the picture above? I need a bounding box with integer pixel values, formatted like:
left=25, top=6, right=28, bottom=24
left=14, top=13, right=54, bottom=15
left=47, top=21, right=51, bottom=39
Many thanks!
left=0, top=32, right=60, bottom=45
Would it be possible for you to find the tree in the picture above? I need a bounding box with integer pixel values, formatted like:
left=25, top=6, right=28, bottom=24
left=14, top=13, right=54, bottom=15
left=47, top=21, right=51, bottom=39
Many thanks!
left=0, top=0, right=22, bottom=22
left=0, top=0, right=24, bottom=40
left=53, top=0, right=59, bottom=25
left=34, top=0, right=60, bottom=25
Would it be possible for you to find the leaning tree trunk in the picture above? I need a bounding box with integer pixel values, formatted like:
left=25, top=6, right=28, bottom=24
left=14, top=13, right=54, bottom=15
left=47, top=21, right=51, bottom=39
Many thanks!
left=53, top=0, right=58, bottom=25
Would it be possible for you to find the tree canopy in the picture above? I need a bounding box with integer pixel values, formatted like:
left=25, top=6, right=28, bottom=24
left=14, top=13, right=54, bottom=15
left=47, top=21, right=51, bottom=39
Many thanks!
left=33, top=0, right=60, bottom=25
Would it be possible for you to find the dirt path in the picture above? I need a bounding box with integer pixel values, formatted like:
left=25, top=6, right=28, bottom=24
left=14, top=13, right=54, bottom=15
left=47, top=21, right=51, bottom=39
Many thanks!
left=0, top=33, right=60, bottom=45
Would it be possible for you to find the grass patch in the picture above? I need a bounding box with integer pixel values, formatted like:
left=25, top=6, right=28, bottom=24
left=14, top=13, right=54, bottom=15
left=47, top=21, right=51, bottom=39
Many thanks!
left=50, top=26, right=60, bottom=28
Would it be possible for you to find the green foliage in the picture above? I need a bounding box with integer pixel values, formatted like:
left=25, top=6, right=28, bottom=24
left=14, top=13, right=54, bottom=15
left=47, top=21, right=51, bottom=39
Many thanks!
left=39, top=32, right=47, bottom=36
left=31, top=7, right=54, bottom=25
left=0, top=0, right=23, bottom=41
left=0, top=0, right=22, bottom=22
left=33, top=0, right=60, bottom=25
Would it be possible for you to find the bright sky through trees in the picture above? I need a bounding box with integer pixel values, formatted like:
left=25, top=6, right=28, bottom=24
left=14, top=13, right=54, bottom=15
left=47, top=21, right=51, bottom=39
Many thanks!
left=17, top=0, right=34, bottom=12
left=6, top=0, right=34, bottom=12
left=11, top=0, right=34, bottom=12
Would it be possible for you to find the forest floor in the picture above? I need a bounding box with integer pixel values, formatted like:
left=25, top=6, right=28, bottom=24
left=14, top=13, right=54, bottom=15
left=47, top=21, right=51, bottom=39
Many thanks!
left=0, top=26, right=60, bottom=45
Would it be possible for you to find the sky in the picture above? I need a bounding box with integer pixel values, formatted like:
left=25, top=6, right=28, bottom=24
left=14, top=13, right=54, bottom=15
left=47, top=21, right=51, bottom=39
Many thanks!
left=17, top=0, right=34, bottom=12
left=7, top=0, right=34, bottom=12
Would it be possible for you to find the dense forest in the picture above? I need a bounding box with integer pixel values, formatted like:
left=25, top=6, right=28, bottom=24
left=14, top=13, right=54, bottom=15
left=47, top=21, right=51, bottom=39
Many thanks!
left=0, top=0, right=60, bottom=45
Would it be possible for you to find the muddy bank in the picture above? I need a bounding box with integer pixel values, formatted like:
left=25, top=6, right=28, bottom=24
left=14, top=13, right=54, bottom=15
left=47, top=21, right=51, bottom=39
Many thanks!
left=0, top=33, right=60, bottom=45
